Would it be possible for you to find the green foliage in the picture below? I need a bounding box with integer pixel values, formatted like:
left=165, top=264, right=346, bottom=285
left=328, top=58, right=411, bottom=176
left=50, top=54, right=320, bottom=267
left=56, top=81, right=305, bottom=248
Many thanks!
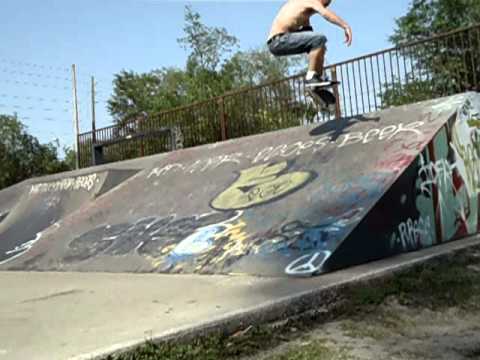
left=224, top=48, right=304, bottom=87
left=178, top=5, right=239, bottom=72
left=390, top=0, right=480, bottom=44
left=0, top=114, right=73, bottom=190
left=381, top=79, right=437, bottom=107
left=108, top=68, right=189, bottom=125
left=381, top=0, right=480, bottom=107
left=62, top=146, right=77, bottom=170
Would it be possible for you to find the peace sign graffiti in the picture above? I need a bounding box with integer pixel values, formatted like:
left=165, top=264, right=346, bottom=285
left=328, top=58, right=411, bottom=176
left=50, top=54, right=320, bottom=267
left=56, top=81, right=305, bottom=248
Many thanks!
left=285, top=251, right=332, bottom=276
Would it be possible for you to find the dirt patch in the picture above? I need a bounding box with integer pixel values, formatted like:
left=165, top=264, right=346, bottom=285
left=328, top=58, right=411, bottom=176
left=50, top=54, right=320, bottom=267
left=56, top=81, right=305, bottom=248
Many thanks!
left=274, top=301, right=480, bottom=360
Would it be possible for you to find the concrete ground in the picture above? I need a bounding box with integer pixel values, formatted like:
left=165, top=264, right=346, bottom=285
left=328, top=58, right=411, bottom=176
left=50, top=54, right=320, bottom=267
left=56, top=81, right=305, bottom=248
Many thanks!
left=1, top=237, right=479, bottom=360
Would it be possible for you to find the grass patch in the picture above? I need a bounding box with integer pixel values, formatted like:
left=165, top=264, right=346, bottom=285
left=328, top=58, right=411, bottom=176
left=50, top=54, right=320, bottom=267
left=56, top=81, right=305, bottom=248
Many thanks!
left=345, top=252, right=480, bottom=312
left=262, top=340, right=354, bottom=360
left=105, top=327, right=284, bottom=360
left=340, top=319, right=387, bottom=340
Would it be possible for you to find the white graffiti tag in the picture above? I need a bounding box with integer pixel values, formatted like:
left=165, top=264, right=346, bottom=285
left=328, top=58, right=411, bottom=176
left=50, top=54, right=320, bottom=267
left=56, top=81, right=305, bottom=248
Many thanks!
left=148, top=120, right=427, bottom=179
left=418, top=156, right=456, bottom=198
left=338, top=122, right=425, bottom=148
left=148, top=153, right=244, bottom=178
left=30, top=174, right=99, bottom=194
left=390, top=216, right=433, bottom=250
left=285, top=251, right=332, bottom=276
left=252, top=139, right=330, bottom=163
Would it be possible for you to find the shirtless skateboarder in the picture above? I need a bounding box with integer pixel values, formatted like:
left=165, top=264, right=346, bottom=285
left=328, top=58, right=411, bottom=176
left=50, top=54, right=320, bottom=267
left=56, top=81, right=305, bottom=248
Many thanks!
left=267, top=0, right=352, bottom=91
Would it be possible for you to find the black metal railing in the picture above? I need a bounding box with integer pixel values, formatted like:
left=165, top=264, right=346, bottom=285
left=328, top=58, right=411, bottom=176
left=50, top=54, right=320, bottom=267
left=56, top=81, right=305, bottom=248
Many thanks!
left=78, top=24, right=480, bottom=168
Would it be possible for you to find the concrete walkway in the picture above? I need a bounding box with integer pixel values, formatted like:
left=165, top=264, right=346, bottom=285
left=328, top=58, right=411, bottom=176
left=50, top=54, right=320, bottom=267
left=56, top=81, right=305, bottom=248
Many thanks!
left=1, top=236, right=479, bottom=360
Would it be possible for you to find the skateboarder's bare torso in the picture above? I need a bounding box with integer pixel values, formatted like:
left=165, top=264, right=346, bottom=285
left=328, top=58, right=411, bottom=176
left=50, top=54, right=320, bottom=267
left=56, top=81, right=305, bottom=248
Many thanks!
left=268, top=1, right=315, bottom=39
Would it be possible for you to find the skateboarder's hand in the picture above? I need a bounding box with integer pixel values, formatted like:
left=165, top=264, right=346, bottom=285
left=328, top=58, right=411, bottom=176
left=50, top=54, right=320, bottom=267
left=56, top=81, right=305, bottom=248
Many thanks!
left=344, top=25, right=352, bottom=46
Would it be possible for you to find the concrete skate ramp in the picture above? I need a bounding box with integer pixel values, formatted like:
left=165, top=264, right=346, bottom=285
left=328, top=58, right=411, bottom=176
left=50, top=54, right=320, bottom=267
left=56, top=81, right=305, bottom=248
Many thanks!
left=0, top=170, right=138, bottom=264
left=1, top=93, right=479, bottom=276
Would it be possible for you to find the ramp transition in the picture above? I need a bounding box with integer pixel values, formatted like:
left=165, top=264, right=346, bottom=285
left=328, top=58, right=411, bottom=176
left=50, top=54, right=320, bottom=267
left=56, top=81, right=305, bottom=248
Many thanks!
left=0, top=93, right=479, bottom=276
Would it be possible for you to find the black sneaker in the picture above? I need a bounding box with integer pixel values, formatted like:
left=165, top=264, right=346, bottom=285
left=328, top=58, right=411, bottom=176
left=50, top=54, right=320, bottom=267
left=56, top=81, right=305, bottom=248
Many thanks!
left=305, top=74, right=338, bottom=88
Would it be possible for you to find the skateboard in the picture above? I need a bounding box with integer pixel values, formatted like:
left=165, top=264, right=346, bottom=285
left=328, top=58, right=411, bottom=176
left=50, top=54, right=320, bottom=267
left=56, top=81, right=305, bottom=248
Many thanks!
left=306, top=80, right=340, bottom=115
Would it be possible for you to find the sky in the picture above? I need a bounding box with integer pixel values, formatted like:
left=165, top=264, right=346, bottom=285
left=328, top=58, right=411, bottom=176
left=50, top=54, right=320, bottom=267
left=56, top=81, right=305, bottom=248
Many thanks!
left=0, top=0, right=412, bottom=153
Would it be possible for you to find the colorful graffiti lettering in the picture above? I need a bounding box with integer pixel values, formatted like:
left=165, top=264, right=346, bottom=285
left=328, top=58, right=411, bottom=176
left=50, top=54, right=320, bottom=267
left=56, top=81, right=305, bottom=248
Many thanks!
left=168, top=211, right=244, bottom=257
left=451, top=103, right=480, bottom=195
left=65, top=211, right=237, bottom=262
left=64, top=211, right=253, bottom=273
left=254, top=209, right=364, bottom=257
left=413, top=99, right=480, bottom=243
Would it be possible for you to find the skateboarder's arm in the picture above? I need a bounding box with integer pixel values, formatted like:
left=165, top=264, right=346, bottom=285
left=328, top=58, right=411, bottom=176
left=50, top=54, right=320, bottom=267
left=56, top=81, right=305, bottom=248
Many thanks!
left=308, top=0, right=352, bottom=45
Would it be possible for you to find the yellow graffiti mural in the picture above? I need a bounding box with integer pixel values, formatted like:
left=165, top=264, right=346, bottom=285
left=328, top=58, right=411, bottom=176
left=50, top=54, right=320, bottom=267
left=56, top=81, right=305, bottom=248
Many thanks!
left=196, top=219, right=249, bottom=271
left=211, top=161, right=313, bottom=210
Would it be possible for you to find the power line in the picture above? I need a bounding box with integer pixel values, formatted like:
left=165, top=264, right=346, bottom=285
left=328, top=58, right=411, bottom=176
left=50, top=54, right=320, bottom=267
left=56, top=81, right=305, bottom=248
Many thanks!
left=0, top=93, right=71, bottom=104
left=0, top=58, right=116, bottom=89
left=0, top=103, right=70, bottom=112
left=0, top=68, right=70, bottom=82
left=0, top=58, right=69, bottom=73
left=1, top=78, right=70, bottom=90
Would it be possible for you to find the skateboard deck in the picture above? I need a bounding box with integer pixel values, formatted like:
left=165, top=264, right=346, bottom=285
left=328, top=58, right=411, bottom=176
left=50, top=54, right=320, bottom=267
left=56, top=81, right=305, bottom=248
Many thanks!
left=306, top=81, right=339, bottom=115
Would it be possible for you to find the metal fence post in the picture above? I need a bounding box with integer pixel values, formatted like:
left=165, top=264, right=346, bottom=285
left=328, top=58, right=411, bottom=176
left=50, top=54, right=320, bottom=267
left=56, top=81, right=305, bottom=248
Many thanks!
left=331, top=66, right=342, bottom=120
left=91, top=76, right=96, bottom=143
left=218, top=96, right=227, bottom=141
left=90, top=76, right=97, bottom=167
left=71, top=64, right=80, bottom=169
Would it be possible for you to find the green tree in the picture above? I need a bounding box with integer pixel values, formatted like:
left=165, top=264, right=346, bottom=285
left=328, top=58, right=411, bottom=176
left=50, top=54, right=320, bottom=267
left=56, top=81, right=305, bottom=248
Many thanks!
left=108, top=68, right=188, bottom=125
left=223, top=47, right=304, bottom=87
left=382, top=0, right=480, bottom=107
left=0, top=114, right=72, bottom=190
left=390, top=0, right=480, bottom=44
left=178, top=5, right=239, bottom=72
left=62, top=146, right=77, bottom=170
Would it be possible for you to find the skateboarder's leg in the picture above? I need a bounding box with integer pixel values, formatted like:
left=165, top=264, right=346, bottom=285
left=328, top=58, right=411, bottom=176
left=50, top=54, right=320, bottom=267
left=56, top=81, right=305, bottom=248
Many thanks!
left=306, top=45, right=326, bottom=86
left=309, top=46, right=325, bottom=75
